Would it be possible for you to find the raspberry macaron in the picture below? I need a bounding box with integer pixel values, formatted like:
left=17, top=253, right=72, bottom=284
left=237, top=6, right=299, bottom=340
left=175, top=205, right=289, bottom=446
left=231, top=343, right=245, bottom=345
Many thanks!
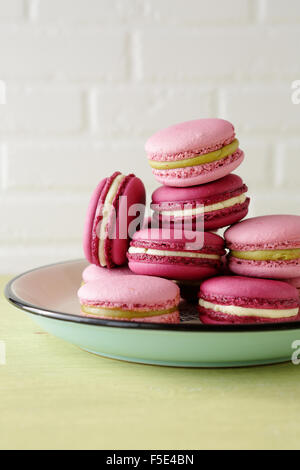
left=83, top=172, right=146, bottom=268
left=286, top=277, right=300, bottom=298
left=146, top=119, right=244, bottom=187
left=78, top=275, right=180, bottom=324
left=198, top=276, right=300, bottom=324
left=151, top=174, right=250, bottom=232
left=127, top=228, right=225, bottom=281
left=225, top=215, right=300, bottom=279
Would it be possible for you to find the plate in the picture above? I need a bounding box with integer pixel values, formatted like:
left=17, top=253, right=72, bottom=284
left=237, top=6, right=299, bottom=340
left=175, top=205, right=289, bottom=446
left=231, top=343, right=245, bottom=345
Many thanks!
left=5, top=260, right=300, bottom=368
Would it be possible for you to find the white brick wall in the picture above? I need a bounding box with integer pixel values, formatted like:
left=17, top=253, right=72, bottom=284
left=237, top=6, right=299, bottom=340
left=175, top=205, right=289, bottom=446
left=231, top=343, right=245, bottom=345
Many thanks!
left=0, top=0, right=24, bottom=21
left=95, top=86, right=214, bottom=138
left=274, top=141, right=300, bottom=189
left=138, top=28, right=300, bottom=82
left=35, top=0, right=144, bottom=24
left=0, top=194, right=87, bottom=242
left=4, top=141, right=150, bottom=191
left=141, top=0, right=251, bottom=25
left=0, top=28, right=128, bottom=80
left=0, top=86, right=84, bottom=133
left=234, top=138, right=272, bottom=189
left=0, top=0, right=300, bottom=273
left=260, top=0, right=300, bottom=23
left=219, top=86, right=300, bottom=133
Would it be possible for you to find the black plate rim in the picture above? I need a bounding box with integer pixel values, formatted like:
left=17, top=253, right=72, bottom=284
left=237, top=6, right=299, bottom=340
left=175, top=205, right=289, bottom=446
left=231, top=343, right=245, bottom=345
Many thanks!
left=4, top=259, right=300, bottom=333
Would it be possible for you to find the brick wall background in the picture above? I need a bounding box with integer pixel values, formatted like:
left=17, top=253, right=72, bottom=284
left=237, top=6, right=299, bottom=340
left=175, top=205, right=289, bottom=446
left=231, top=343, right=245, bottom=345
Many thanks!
left=0, top=0, right=300, bottom=273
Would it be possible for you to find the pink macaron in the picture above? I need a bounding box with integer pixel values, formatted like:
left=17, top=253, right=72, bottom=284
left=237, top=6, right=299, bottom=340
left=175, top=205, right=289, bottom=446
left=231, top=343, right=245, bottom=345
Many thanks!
left=82, top=264, right=132, bottom=283
left=151, top=174, right=250, bottom=231
left=198, top=276, right=300, bottom=324
left=78, top=275, right=180, bottom=323
left=285, top=277, right=300, bottom=298
left=83, top=172, right=146, bottom=268
left=127, top=228, right=225, bottom=281
left=225, top=215, right=300, bottom=279
left=146, top=119, right=244, bottom=187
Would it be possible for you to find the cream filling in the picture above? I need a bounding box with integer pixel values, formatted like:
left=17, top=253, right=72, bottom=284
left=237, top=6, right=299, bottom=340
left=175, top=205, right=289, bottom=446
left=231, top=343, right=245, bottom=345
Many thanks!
left=98, top=174, right=126, bottom=267
left=159, top=194, right=247, bottom=218
left=199, top=299, right=298, bottom=319
left=128, top=247, right=220, bottom=260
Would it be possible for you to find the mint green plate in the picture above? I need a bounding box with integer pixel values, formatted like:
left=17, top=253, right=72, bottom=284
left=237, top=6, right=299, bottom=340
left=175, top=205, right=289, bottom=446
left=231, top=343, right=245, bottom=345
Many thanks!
left=5, top=260, right=300, bottom=368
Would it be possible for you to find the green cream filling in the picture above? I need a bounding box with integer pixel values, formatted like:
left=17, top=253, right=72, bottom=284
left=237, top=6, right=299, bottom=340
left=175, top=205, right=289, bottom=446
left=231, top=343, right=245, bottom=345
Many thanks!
left=231, top=248, right=300, bottom=261
left=81, top=305, right=177, bottom=318
left=149, top=139, right=239, bottom=170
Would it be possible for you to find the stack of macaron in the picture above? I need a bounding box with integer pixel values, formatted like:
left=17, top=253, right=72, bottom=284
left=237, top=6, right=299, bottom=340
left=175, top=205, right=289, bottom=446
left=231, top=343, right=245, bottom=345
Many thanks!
left=129, top=118, right=249, bottom=304
left=201, top=214, right=300, bottom=325
left=78, top=118, right=300, bottom=326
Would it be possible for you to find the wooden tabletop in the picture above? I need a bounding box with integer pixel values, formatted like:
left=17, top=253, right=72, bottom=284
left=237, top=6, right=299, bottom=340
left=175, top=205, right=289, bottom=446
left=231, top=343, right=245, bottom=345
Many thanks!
left=1, top=274, right=300, bottom=450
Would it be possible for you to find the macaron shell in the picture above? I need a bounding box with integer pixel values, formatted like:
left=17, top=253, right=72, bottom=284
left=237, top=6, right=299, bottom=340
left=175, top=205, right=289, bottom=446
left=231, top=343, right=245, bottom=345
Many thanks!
left=153, top=151, right=244, bottom=187
left=199, top=275, right=299, bottom=300
left=82, top=264, right=132, bottom=283
left=201, top=201, right=249, bottom=230
left=137, top=311, right=180, bottom=323
left=286, top=277, right=300, bottom=289
left=83, top=178, right=107, bottom=264
left=110, top=176, right=146, bottom=266
left=228, top=256, right=300, bottom=279
left=225, top=215, right=300, bottom=250
left=132, top=311, right=180, bottom=323
left=200, top=311, right=300, bottom=325
left=285, top=277, right=300, bottom=298
left=152, top=174, right=246, bottom=204
left=146, top=119, right=235, bottom=160
left=131, top=227, right=224, bottom=249
left=128, top=260, right=219, bottom=281
left=78, top=275, right=180, bottom=311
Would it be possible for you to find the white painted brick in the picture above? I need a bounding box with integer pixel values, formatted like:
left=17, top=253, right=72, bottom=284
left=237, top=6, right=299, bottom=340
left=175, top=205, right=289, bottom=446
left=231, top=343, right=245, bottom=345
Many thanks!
left=235, top=138, right=272, bottom=189
left=0, top=0, right=23, bottom=20
left=220, top=86, right=300, bottom=133
left=138, top=28, right=300, bottom=81
left=0, top=29, right=127, bottom=80
left=95, top=86, right=214, bottom=138
left=261, top=0, right=300, bottom=23
left=250, top=191, right=300, bottom=217
left=5, top=141, right=152, bottom=190
left=0, top=87, right=84, bottom=133
left=0, top=144, right=5, bottom=187
left=0, top=244, right=82, bottom=274
left=275, top=141, right=300, bottom=189
left=144, top=0, right=250, bottom=25
left=0, top=195, right=88, bottom=242
left=36, top=0, right=143, bottom=24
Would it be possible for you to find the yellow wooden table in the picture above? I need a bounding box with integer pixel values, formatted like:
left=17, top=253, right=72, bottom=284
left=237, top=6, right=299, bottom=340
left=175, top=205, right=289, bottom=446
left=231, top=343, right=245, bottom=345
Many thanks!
left=1, top=274, right=300, bottom=450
